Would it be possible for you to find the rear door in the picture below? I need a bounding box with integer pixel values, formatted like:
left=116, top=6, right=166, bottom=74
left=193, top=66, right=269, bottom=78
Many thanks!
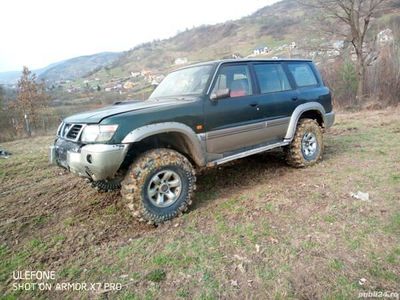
left=249, top=62, right=299, bottom=141
left=204, top=63, right=266, bottom=154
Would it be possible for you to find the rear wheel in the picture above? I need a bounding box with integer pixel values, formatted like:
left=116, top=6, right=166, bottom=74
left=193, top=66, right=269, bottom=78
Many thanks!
left=285, top=118, right=323, bottom=168
left=121, top=148, right=196, bottom=224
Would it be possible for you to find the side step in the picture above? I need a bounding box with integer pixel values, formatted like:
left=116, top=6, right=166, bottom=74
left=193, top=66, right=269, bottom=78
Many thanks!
left=207, top=141, right=289, bottom=167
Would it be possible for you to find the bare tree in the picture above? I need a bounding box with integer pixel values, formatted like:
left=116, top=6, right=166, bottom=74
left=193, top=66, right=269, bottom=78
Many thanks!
left=300, top=0, right=386, bottom=102
left=0, top=85, right=4, bottom=109
left=10, top=66, right=50, bottom=135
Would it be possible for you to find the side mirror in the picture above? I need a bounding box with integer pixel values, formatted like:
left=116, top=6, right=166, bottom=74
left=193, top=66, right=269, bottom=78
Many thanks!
left=210, top=88, right=230, bottom=101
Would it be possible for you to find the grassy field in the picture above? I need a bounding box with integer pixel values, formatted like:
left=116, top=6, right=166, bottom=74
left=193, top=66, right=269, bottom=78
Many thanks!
left=0, top=108, right=399, bottom=299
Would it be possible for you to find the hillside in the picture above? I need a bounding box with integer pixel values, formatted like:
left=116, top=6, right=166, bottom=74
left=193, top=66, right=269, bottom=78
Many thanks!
left=38, top=52, right=121, bottom=82
left=89, top=0, right=308, bottom=80
left=0, top=60, right=61, bottom=85
left=85, top=0, right=399, bottom=88
left=1, top=0, right=398, bottom=100
left=0, top=52, right=121, bottom=84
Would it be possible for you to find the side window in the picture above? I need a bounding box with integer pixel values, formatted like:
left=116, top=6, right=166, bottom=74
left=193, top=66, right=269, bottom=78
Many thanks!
left=212, top=65, right=253, bottom=98
left=287, top=63, right=318, bottom=87
left=254, top=63, right=291, bottom=93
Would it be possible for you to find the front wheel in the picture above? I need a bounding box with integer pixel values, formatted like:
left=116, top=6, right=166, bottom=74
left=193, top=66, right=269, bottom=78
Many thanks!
left=121, top=148, right=196, bottom=224
left=285, top=119, right=324, bottom=168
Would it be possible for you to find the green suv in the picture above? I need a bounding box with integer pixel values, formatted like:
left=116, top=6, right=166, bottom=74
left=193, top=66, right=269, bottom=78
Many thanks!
left=50, top=59, right=335, bottom=224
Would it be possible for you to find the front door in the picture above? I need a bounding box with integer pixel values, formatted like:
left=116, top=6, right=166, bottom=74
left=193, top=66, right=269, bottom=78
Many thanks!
left=204, top=63, right=266, bottom=154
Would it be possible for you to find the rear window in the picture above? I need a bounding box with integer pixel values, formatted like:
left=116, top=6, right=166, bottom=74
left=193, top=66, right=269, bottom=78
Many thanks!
left=254, top=63, right=291, bottom=94
left=287, top=63, right=318, bottom=87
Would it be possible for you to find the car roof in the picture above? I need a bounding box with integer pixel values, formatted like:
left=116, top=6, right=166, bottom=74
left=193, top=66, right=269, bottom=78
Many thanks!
left=177, top=58, right=313, bottom=70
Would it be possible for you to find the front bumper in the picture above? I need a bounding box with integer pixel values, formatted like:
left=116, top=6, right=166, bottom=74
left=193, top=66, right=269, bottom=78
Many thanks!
left=49, top=138, right=129, bottom=181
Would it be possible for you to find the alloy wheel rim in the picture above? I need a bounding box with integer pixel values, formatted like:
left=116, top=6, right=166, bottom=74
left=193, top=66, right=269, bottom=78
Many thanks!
left=301, top=132, right=318, bottom=158
left=147, top=170, right=182, bottom=207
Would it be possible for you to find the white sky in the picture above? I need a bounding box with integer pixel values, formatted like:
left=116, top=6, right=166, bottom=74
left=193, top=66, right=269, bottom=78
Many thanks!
left=0, top=0, right=279, bottom=72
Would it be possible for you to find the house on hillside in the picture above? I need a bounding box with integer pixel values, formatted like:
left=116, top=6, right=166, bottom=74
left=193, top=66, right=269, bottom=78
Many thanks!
left=130, top=71, right=141, bottom=78
left=123, top=81, right=136, bottom=89
left=332, top=40, right=344, bottom=50
left=377, top=29, right=393, bottom=45
left=174, top=57, right=188, bottom=65
left=253, top=46, right=269, bottom=55
left=140, top=69, right=152, bottom=77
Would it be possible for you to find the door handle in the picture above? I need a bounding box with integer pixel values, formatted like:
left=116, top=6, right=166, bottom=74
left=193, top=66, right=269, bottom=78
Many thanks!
left=249, top=103, right=258, bottom=107
left=292, top=96, right=298, bottom=101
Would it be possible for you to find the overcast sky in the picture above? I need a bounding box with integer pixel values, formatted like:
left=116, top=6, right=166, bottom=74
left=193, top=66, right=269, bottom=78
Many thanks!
left=0, top=0, right=279, bottom=72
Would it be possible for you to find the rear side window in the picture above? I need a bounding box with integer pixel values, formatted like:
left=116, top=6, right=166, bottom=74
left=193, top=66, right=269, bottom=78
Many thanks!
left=254, top=63, right=291, bottom=93
left=287, top=63, right=318, bottom=87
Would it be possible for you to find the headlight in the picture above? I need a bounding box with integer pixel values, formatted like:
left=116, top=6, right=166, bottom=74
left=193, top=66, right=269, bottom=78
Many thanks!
left=81, top=125, right=118, bottom=143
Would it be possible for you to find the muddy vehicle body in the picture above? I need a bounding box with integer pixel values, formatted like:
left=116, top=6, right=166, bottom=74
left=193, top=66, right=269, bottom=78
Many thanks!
left=50, top=59, right=335, bottom=223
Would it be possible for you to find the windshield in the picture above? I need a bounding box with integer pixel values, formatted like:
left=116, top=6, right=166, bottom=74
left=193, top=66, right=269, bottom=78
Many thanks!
left=150, top=65, right=213, bottom=98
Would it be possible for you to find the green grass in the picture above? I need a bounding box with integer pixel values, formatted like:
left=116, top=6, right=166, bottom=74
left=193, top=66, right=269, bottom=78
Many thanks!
left=0, top=109, right=400, bottom=298
left=145, top=269, right=166, bottom=282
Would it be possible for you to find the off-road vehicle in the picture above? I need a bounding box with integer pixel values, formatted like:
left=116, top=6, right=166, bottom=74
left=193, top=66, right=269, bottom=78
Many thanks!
left=50, top=59, right=335, bottom=223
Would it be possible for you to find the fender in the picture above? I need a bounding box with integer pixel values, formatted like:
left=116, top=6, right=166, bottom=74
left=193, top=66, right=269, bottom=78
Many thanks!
left=284, top=102, right=326, bottom=142
left=121, top=122, right=206, bottom=166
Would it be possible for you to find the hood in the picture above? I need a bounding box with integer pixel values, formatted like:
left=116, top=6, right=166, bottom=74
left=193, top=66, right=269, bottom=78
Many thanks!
left=63, top=98, right=192, bottom=124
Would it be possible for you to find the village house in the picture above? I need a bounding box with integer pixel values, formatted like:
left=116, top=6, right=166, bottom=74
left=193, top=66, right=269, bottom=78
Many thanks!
left=377, top=28, right=394, bottom=45
left=123, top=81, right=136, bottom=90
left=253, top=46, right=269, bottom=55
left=174, top=57, right=188, bottom=65
left=130, top=71, right=141, bottom=78
left=332, top=40, right=344, bottom=50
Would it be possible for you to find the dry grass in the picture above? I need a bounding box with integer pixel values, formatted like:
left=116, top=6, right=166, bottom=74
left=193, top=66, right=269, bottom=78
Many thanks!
left=0, top=108, right=399, bottom=299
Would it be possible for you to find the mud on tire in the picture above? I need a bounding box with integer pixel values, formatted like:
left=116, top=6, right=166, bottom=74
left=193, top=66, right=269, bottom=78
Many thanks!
left=120, top=148, right=196, bottom=224
left=285, top=118, right=324, bottom=168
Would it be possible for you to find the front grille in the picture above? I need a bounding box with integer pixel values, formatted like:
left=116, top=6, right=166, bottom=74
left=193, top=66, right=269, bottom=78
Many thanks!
left=66, top=124, right=83, bottom=139
left=58, top=123, right=85, bottom=141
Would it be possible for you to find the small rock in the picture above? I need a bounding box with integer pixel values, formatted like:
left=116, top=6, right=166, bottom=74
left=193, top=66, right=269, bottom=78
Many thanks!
left=255, top=244, right=260, bottom=253
left=233, top=254, right=250, bottom=263
left=120, top=274, right=128, bottom=278
left=358, top=278, right=367, bottom=285
left=350, top=191, right=370, bottom=201
left=238, top=263, right=246, bottom=274
left=230, top=280, right=239, bottom=288
left=268, top=237, right=279, bottom=244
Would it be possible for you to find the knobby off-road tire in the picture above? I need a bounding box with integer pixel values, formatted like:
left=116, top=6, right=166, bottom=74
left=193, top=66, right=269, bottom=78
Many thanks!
left=121, top=148, right=196, bottom=224
left=285, top=118, right=324, bottom=168
left=91, top=178, right=122, bottom=192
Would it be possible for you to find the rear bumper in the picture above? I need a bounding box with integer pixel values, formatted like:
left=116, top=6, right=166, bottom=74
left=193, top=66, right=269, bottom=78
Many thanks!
left=324, top=112, right=335, bottom=128
left=49, top=139, right=128, bottom=181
